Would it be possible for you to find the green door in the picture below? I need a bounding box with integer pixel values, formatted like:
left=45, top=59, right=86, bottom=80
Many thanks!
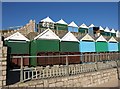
left=4, top=41, right=29, bottom=54
left=60, top=41, right=79, bottom=52
left=30, top=40, right=60, bottom=66
left=95, top=42, right=108, bottom=52
left=55, top=23, right=68, bottom=30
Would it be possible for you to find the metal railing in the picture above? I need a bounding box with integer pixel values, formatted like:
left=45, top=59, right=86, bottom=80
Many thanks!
left=10, top=52, right=120, bottom=83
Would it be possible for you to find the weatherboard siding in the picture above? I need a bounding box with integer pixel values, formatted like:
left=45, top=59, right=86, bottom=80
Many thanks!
left=55, top=23, right=68, bottom=30
left=68, top=27, right=78, bottom=32
left=5, top=41, right=29, bottom=54
left=95, top=42, right=108, bottom=52
left=79, top=41, right=95, bottom=52
left=118, top=43, right=120, bottom=51
left=78, top=28, right=88, bottom=33
left=108, top=42, right=118, bottom=52
left=60, top=41, right=79, bottom=52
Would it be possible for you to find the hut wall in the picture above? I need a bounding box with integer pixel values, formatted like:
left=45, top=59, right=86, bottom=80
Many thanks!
left=4, top=41, right=29, bottom=54
left=68, top=27, right=78, bottom=32
left=95, top=42, right=108, bottom=52
left=55, top=24, right=68, bottom=30
left=118, top=43, right=120, bottom=51
left=60, top=41, right=79, bottom=52
left=108, top=43, right=118, bottom=52
left=79, top=41, right=95, bottom=52
left=78, top=28, right=88, bottom=33
left=88, top=28, right=94, bottom=36
left=36, top=40, right=59, bottom=52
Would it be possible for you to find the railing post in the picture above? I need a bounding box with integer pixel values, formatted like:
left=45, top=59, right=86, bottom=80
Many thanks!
left=66, top=55, right=69, bottom=76
left=20, top=56, right=23, bottom=82
left=95, top=53, right=99, bottom=71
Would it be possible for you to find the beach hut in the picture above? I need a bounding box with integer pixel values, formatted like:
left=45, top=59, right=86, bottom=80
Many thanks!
left=31, top=28, right=60, bottom=66
left=60, top=31, right=79, bottom=52
left=107, top=37, right=118, bottom=52
left=68, top=21, right=78, bottom=32
left=99, top=26, right=105, bottom=36
left=110, top=29, right=116, bottom=37
left=38, top=16, right=55, bottom=30
left=55, top=19, right=68, bottom=31
left=60, top=32, right=80, bottom=64
left=78, top=34, right=95, bottom=52
left=4, top=32, right=30, bottom=54
left=78, top=23, right=88, bottom=34
left=95, top=35, right=108, bottom=52
left=116, top=30, right=120, bottom=38
left=4, top=32, right=30, bottom=66
left=104, top=27, right=111, bottom=36
left=88, top=24, right=95, bottom=36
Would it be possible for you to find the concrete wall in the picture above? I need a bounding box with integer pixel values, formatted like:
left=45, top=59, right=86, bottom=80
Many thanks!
left=8, top=68, right=117, bottom=87
left=0, top=34, right=7, bottom=88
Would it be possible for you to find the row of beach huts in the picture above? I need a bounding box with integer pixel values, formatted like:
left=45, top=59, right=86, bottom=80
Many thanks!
left=4, top=28, right=120, bottom=67
left=36, top=17, right=120, bottom=37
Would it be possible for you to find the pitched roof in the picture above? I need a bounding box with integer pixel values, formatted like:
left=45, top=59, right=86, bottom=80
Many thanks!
left=68, top=21, right=78, bottom=27
left=4, top=32, right=30, bottom=41
left=79, top=23, right=88, bottom=29
left=56, top=19, right=68, bottom=25
left=99, top=26, right=104, bottom=31
left=110, top=29, right=116, bottom=33
left=61, top=31, right=79, bottom=42
left=41, top=16, right=55, bottom=23
left=108, top=37, right=118, bottom=43
left=78, top=34, right=95, bottom=41
left=34, top=28, right=60, bottom=40
left=95, top=35, right=107, bottom=42
left=89, top=24, right=95, bottom=28
left=116, top=30, right=120, bottom=33
left=104, top=27, right=110, bottom=32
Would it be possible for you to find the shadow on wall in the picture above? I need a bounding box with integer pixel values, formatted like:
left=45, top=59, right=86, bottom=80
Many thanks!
left=6, top=47, right=20, bottom=85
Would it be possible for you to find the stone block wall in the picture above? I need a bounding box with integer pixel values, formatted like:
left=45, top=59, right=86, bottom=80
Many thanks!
left=0, top=35, right=7, bottom=88
left=8, top=68, right=117, bottom=87
left=2, top=20, right=35, bottom=38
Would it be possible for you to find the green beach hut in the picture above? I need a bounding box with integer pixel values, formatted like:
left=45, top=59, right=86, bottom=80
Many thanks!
left=4, top=32, right=30, bottom=54
left=60, top=31, right=79, bottom=52
left=55, top=19, right=68, bottom=31
left=30, top=28, right=60, bottom=66
left=95, top=35, right=108, bottom=52
left=78, top=23, right=88, bottom=34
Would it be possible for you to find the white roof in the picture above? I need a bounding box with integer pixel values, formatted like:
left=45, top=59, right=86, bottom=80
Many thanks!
left=68, top=21, right=78, bottom=27
left=4, top=32, right=30, bottom=41
left=104, top=27, right=110, bottom=32
left=79, top=23, right=88, bottom=29
left=41, top=16, right=55, bottom=23
left=108, top=37, right=118, bottom=43
left=110, top=29, right=116, bottom=33
left=61, top=31, right=79, bottom=42
left=99, top=26, right=104, bottom=31
left=5, top=32, right=30, bottom=41
left=116, top=30, right=119, bottom=33
left=34, top=28, right=60, bottom=40
left=89, top=24, right=95, bottom=28
left=80, top=34, right=95, bottom=41
left=96, top=35, right=107, bottom=42
left=56, top=19, right=68, bottom=25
